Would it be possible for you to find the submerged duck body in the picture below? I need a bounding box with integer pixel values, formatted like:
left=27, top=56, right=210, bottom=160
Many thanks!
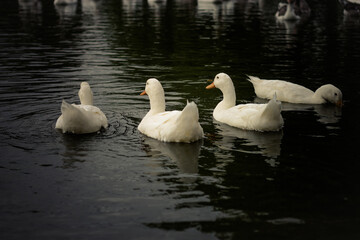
left=138, top=78, right=204, bottom=143
left=248, top=76, right=343, bottom=106
left=55, top=82, right=108, bottom=134
left=206, top=73, right=283, bottom=132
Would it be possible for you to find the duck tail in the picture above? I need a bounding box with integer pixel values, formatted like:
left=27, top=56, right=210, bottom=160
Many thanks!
left=261, top=93, right=282, bottom=121
left=177, top=100, right=199, bottom=123
left=247, top=75, right=261, bottom=85
left=61, top=100, right=77, bottom=114
left=175, top=100, right=204, bottom=141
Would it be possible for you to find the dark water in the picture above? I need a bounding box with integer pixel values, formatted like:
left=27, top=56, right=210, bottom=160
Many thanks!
left=1, top=0, right=360, bottom=239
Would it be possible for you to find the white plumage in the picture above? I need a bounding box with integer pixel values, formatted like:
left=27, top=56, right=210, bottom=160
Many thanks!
left=248, top=76, right=343, bottom=106
left=138, top=78, right=204, bottom=143
left=276, top=1, right=300, bottom=21
left=206, top=73, right=283, bottom=132
left=55, top=82, right=108, bottom=134
left=275, top=0, right=311, bottom=21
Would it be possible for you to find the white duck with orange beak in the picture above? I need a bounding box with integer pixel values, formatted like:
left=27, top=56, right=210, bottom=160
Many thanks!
left=138, top=78, right=203, bottom=143
left=206, top=73, right=283, bottom=132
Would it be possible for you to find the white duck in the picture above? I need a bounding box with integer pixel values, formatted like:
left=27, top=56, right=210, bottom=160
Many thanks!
left=248, top=76, right=343, bottom=107
left=276, top=0, right=310, bottom=21
left=138, top=78, right=204, bottom=143
left=341, top=0, right=360, bottom=16
left=55, top=82, right=108, bottom=134
left=206, top=73, right=283, bottom=132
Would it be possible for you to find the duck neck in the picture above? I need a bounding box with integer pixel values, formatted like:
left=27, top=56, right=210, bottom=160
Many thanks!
left=79, top=89, right=93, bottom=105
left=148, top=91, right=166, bottom=115
left=312, top=86, right=328, bottom=104
left=285, top=1, right=296, bottom=16
left=219, top=83, right=236, bottom=109
left=80, top=95, right=93, bottom=105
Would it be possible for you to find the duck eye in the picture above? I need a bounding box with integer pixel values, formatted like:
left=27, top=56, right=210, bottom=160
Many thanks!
left=334, top=93, right=338, bottom=96
left=216, top=76, right=219, bottom=79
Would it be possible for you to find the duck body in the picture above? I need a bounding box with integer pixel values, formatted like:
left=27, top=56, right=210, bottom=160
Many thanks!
left=276, top=0, right=310, bottom=21
left=138, top=78, right=203, bottom=143
left=55, top=82, right=108, bottom=134
left=207, top=73, right=283, bottom=132
left=248, top=76, right=343, bottom=106
left=213, top=99, right=283, bottom=132
left=56, top=101, right=108, bottom=134
left=276, top=1, right=300, bottom=21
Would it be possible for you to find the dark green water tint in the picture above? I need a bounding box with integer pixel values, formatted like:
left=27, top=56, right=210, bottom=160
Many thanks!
left=0, top=0, right=359, bottom=239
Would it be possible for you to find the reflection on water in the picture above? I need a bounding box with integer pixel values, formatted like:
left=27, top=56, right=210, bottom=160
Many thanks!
left=313, top=104, right=342, bottom=125
left=59, top=133, right=97, bottom=168
left=142, top=137, right=202, bottom=175
left=214, top=121, right=283, bottom=159
left=276, top=18, right=300, bottom=38
left=54, top=1, right=78, bottom=17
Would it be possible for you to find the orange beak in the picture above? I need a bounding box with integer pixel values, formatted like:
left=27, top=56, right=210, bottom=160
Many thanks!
left=336, top=100, right=343, bottom=107
left=206, top=82, right=215, bottom=89
left=140, top=90, right=147, bottom=96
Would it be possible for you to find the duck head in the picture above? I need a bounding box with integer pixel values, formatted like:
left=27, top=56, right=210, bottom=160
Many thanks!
left=206, top=73, right=233, bottom=90
left=140, top=78, right=166, bottom=113
left=316, top=84, right=343, bottom=107
left=140, top=78, right=164, bottom=97
left=206, top=73, right=236, bottom=108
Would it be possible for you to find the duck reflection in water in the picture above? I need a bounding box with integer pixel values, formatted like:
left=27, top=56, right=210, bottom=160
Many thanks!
left=54, top=0, right=79, bottom=17
left=213, top=121, right=283, bottom=159
left=340, top=0, right=360, bottom=23
left=141, top=137, right=202, bottom=175
left=275, top=0, right=311, bottom=38
left=58, top=133, right=94, bottom=168
left=340, top=0, right=360, bottom=15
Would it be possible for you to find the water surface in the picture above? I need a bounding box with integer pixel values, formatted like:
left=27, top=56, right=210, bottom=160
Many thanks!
left=1, top=0, right=360, bottom=239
